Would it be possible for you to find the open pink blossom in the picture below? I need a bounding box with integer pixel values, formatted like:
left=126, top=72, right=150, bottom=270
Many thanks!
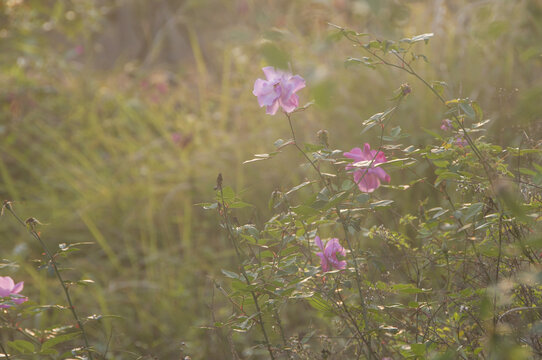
left=315, top=236, right=347, bottom=272
left=344, top=144, right=390, bottom=193
left=0, top=276, right=27, bottom=308
left=440, top=119, right=452, bottom=131
left=253, top=66, right=305, bottom=115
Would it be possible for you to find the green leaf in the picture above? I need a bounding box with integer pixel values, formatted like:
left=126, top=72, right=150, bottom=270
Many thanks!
left=432, top=208, right=449, bottom=219
left=285, top=181, right=313, bottom=196
left=375, top=157, right=417, bottom=169
left=292, top=205, right=319, bottom=217
left=411, top=343, right=426, bottom=356
left=232, top=313, right=257, bottom=331
left=370, top=200, right=394, bottom=208
left=274, top=138, right=294, bottom=150
left=243, top=152, right=279, bottom=164
left=362, top=107, right=396, bottom=134
left=289, top=291, right=315, bottom=299
left=432, top=160, right=449, bottom=168
left=401, top=33, right=434, bottom=44
left=392, top=283, right=430, bottom=294
left=231, top=279, right=251, bottom=291
left=519, top=168, right=537, bottom=176
left=308, top=294, right=333, bottom=312
left=301, top=330, right=317, bottom=344
left=39, top=348, right=58, bottom=355
left=472, top=101, right=483, bottom=121
left=341, top=180, right=355, bottom=191
left=41, top=332, right=80, bottom=351
left=316, top=187, right=330, bottom=202
left=462, top=203, right=484, bottom=222
left=221, top=269, right=240, bottom=280
left=200, top=202, right=218, bottom=210
left=345, top=57, right=376, bottom=69
left=390, top=126, right=401, bottom=137
left=473, top=119, right=491, bottom=128
left=435, top=171, right=461, bottom=186
left=432, top=81, right=448, bottom=97
left=229, top=201, right=253, bottom=209
left=219, top=186, right=235, bottom=203
left=403, top=145, right=419, bottom=154
left=8, top=340, right=35, bottom=354
left=355, top=193, right=370, bottom=204
left=459, top=102, right=476, bottom=120
left=76, top=279, right=95, bottom=286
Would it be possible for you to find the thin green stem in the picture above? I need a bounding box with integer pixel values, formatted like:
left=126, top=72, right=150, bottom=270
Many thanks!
left=286, top=112, right=329, bottom=187
left=494, top=215, right=503, bottom=329
left=5, top=206, right=93, bottom=360
left=0, top=343, right=10, bottom=360
left=217, top=185, right=276, bottom=360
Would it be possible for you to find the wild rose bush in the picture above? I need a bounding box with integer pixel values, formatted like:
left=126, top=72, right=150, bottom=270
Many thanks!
left=206, top=27, right=542, bottom=359
left=1, top=20, right=541, bottom=360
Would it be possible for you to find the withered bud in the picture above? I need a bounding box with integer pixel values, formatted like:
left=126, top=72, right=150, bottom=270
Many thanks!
left=401, top=83, right=411, bottom=95
left=214, top=173, right=223, bottom=190
left=25, top=217, right=44, bottom=229
left=1, top=200, right=13, bottom=216
left=317, top=129, right=329, bottom=148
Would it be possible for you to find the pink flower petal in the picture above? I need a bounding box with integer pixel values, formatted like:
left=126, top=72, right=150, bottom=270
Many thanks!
left=12, top=296, right=27, bottom=305
left=316, top=238, right=347, bottom=273
left=289, top=75, right=306, bottom=93
left=11, top=281, right=24, bottom=294
left=262, top=66, right=285, bottom=82
left=266, top=101, right=280, bottom=115
left=344, top=147, right=363, bottom=162
left=372, top=167, right=391, bottom=183
left=0, top=276, right=14, bottom=290
left=253, top=79, right=280, bottom=107
left=316, top=252, right=329, bottom=272
left=345, top=145, right=390, bottom=192
left=315, top=236, right=324, bottom=251
left=0, top=277, right=27, bottom=307
left=279, top=93, right=299, bottom=113
left=354, top=170, right=380, bottom=193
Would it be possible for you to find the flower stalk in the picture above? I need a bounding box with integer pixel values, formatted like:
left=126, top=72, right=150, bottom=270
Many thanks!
left=215, top=176, right=276, bottom=360
left=3, top=202, right=93, bottom=360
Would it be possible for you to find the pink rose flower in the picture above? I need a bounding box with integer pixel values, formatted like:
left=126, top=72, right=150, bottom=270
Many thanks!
left=344, top=144, right=391, bottom=193
left=315, top=236, right=347, bottom=272
left=0, top=276, right=27, bottom=308
left=253, top=66, right=305, bottom=115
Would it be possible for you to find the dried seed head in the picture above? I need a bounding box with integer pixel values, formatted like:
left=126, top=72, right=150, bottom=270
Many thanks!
left=215, top=173, right=223, bottom=190
left=1, top=200, right=13, bottom=215
left=25, top=217, right=45, bottom=229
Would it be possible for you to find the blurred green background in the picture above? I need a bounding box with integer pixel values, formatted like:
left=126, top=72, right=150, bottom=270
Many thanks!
left=0, top=0, right=541, bottom=358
